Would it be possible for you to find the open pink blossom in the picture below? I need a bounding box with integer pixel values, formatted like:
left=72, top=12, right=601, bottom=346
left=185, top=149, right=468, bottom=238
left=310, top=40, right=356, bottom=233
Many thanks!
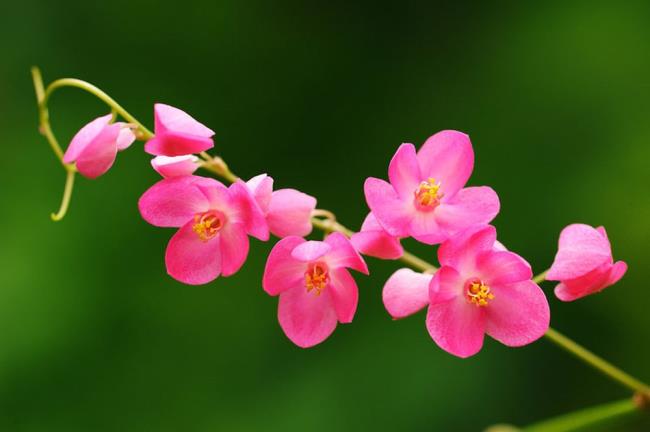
left=151, top=155, right=200, bottom=178
left=263, top=233, right=368, bottom=348
left=246, top=174, right=317, bottom=238
left=546, top=224, right=627, bottom=302
left=63, top=114, right=135, bottom=178
left=138, top=175, right=268, bottom=285
left=350, top=213, right=403, bottom=259
left=383, top=225, right=549, bottom=358
left=145, top=104, right=215, bottom=156
left=364, top=130, right=500, bottom=245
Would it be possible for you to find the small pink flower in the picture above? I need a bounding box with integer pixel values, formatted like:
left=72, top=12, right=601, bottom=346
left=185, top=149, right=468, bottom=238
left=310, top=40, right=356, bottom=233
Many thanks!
left=364, top=130, right=500, bottom=245
left=151, top=155, right=200, bottom=178
left=246, top=174, right=317, bottom=238
left=263, top=233, right=368, bottom=347
left=145, top=104, right=215, bottom=156
left=350, top=213, right=403, bottom=259
left=138, top=175, right=269, bottom=285
left=63, top=114, right=135, bottom=178
left=546, top=224, right=627, bottom=301
left=383, top=225, right=549, bottom=358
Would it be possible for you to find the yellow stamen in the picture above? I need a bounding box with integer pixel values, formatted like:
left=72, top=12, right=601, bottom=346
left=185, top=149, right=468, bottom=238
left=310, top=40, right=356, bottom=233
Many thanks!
left=192, top=211, right=223, bottom=242
left=305, top=263, right=329, bottom=295
left=414, top=178, right=444, bottom=209
left=466, top=279, right=494, bottom=307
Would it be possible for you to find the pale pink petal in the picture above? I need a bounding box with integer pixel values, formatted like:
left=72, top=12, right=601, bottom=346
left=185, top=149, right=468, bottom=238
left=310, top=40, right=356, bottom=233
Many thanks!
left=75, top=123, right=121, bottom=179
left=382, top=268, right=432, bottom=319
left=388, top=143, right=422, bottom=199
left=428, top=265, right=463, bottom=304
left=409, top=211, right=447, bottom=245
left=267, top=189, right=317, bottom=238
left=350, top=230, right=403, bottom=260
left=151, top=155, right=200, bottom=178
left=416, top=130, right=474, bottom=198
left=246, top=174, right=274, bottom=214
left=165, top=220, right=222, bottom=285
left=278, top=286, right=337, bottom=348
left=437, top=225, right=497, bottom=272
left=328, top=268, right=358, bottom=323
left=554, top=262, right=613, bottom=301
left=115, top=125, right=136, bottom=151
left=263, top=236, right=307, bottom=296
left=607, top=261, right=627, bottom=286
left=476, top=250, right=532, bottom=286
left=63, top=114, right=112, bottom=163
left=228, top=180, right=269, bottom=241
left=596, top=226, right=608, bottom=239
left=154, top=103, right=215, bottom=137
left=547, top=224, right=612, bottom=280
left=291, top=241, right=332, bottom=262
left=435, top=186, right=500, bottom=235
left=324, top=232, right=368, bottom=274
left=485, top=280, right=550, bottom=347
left=219, top=223, right=250, bottom=277
left=364, top=177, right=413, bottom=237
left=144, top=133, right=214, bottom=156
left=139, top=176, right=209, bottom=227
left=426, top=297, right=485, bottom=358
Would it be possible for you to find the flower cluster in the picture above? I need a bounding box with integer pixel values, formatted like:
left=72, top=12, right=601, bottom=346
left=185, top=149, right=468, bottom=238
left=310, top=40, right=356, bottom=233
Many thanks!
left=63, top=104, right=628, bottom=356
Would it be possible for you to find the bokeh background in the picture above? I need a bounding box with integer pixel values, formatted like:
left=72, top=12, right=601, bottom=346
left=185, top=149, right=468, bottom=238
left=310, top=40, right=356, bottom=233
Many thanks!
left=1, top=1, right=649, bottom=431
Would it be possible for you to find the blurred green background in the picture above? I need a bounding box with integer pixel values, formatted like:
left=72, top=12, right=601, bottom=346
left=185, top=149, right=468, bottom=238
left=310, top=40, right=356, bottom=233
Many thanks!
left=1, top=1, right=649, bottom=431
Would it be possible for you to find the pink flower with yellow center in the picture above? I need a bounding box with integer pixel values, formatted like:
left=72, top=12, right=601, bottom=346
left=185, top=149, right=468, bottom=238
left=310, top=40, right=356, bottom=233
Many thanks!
left=546, top=224, right=627, bottom=301
left=138, top=175, right=268, bottom=285
left=263, top=233, right=369, bottom=348
left=145, top=104, right=215, bottom=156
left=383, top=225, right=549, bottom=358
left=364, top=130, right=500, bottom=245
left=63, top=114, right=135, bottom=179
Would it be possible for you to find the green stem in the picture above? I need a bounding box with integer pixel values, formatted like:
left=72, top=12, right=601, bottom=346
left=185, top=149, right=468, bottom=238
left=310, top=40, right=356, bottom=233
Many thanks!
left=522, top=398, right=641, bottom=432
left=51, top=168, right=76, bottom=221
left=544, top=328, right=650, bottom=397
left=533, top=269, right=548, bottom=284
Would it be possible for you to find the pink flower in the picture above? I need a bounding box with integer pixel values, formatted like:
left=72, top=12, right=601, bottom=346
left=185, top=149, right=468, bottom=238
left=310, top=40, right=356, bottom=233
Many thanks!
left=63, top=114, right=135, bottom=178
left=145, top=104, right=215, bottom=156
left=546, top=224, right=627, bottom=301
left=383, top=225, right=549, bottom=358
left=364, top=130, right=500, bottom=245
left=138, top=175, right=269, bottom=285
left=263, top=233, right=368, bottom=347
left=350, top=213, right=403, bottom=259
left=151, top=155, right=200, bottom=178
left=246, top=174, right=317, bottom=238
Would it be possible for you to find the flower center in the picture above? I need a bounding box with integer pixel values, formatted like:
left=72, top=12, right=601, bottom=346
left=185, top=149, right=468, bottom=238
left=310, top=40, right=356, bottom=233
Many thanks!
left=305, top=262, right=329, bottom=295
left=465, top=278, right=494, bottom=307
left=192, top=210, right=225, bottom=242
left=414, top=178, right=444, bottom=210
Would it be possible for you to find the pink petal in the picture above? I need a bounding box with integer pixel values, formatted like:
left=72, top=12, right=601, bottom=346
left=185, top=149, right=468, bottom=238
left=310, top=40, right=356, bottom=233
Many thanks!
left=267, top=189, right=317, bottom=238
left=278, top=285, right=337, bottom=348
left=154, top=103, right=215, bottom=138
left=382, top=268, right=432, bottom=319
left=547, top=224, right=612, bottom=281
left=63, top=114, right=112, bottom=163
left=607, top=261, right=627, bottom=286
left=485, top=280, right=550, bottom=347
left=218, top=223, right=250, bottom=277
left=139, top=176, right=209, bottom=228
left=416, top=130, right=474, bottom=198
left=437, top=225, right=497, bottom=272
left=228, top=180, right=270, bottom=241
left=476, top=250, right=532, bottom=286
left=328, top=268, right=358, bottom=323
left=428, top=265, right=464, bottom=304
left=435, top=186, right=500, bottom=236
left=246, top=174, right=274, bottom=214
left=115, top=125, right=136, bottom=151
left=364, top=177, right=413, bottom=237
left=144, top=133, right=214, bottom=156
left=388, top=143, right=422, bottom=199
left=263, top=236, right=307, bottom=296
left=324, top=232, right=368, bottom=274
left=426, top=297, right=485, bottom=358
left=151, top=155, right=200, bottom=178
left=165, top=220, right=222, bottom=285
left=75, top=123, right=121, bottom=179
left=291, top=241, right=332, bottom=262
left=409, top=211, right=447, bottom=245
left=553, top=261, right=618, bottom=302
left=350, top=213, right=403, bottom=259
